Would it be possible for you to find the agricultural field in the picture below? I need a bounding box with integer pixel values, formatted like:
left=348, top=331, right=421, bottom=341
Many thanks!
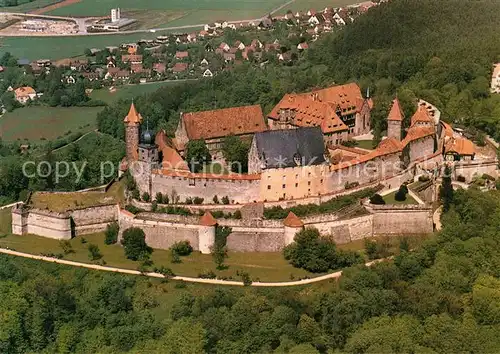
left=0, top=106, right=102, bottom=142
left=0, top=33, right=162, bottom=60
left=90, top=81, right=184, bottom=104
left=279, top=0, right=363, bottom=13
left=0, top=0, right=59, bottom=13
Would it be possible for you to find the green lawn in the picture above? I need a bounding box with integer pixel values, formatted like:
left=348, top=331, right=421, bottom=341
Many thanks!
left=383, top=191, right=418, bottom=205
left=90, top=81, right=183, bottom=104
left=356, top=140, right=374, bottom=150
left=29, top=180, right=125, bottom=212
left=0, top=106, right=102, bottom=142
left=0, top=0, right=59, bottom=13
left=0, top=208, right=12, bottom=235
left=0, top=232, right=317, bottom=282
left=47, top=0, right=288, bottom=17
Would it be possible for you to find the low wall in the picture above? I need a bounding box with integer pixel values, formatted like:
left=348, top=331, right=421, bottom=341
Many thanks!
left=453, top=159, right=498, bottom=183
left=310, top=215, right=374, bottom=244
left=368, top=204, right=433, bottom=235
left=71, top=204, right=117, bottom=236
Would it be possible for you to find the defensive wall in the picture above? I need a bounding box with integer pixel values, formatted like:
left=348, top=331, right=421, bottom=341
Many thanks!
left=11, top=204, right=117, bottom=240
left=452, top=159, right=498, bottom=183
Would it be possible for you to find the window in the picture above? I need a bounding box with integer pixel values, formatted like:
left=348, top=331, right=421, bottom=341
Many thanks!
left=308, top=172, right=311, bottom=177
left=295, top=174, right=299, bottom=179
left=267, top=185, right=271, bottom=190
left=320, top=179, right=324, bottom=184
left=308, top=181, right=311, bottom=186
left=189, top=179, right=195, bottom=186
left=282, top=184, right=286, bottom=189
left=295, top=183, right=298, bottom=187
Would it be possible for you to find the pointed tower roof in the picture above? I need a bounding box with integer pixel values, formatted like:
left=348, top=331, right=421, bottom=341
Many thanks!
left=123, top=102, right=143, bottom=125
left=410, top=105, right=432, bottom=126
left=388, top=98, right=404, bottom=122
left=283, top=212, right=304, bottom=228
left=199, top=211, right=217, bottom=227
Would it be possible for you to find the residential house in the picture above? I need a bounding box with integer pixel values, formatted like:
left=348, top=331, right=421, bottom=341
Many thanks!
left=107, top=58, right=116, bottom=68
left=250, top=39, right=264, bottom=50
left=205, top=42, right=214, bottom=52
left=122, top=55, right=143, bottom=64
left=258, top=17, right=273, bottom=29
left=223, top=53, right=236, bottom=62
left=0, top=66, right=4, bottom=73
left=153, top=63, right=166, bottom=74
left=175, top=51, right=189, bottom=60
left=214, top=20, right=228, bottom=28
left=131, top=63, right=151, bottom=77
left=277, top=52, right=293, bottom=62
left=172, top=63, right=188, bottom=73
left=234, top=40, right=246, bottom=50
left=297, top=42, right=309, bottom=50
left=202, top=69, right=213, bottom=77
left=14, top=86, right=37, bottom=104
left=82, top=72, right=100, bottom=81
left=200, top=58, right=209, bottom=66
left=105, top=68, right=129, bottom=81
left=198, top=30, right=209, bottom=38
left=307, top=9, right=317, bottom=16
left=65, top=75, right=76, bottom=84
left=219, top=42, right=230, bottom=52
left=308, top=14, right=325, bottom=25
left=204, top=23, right=216, bottom=31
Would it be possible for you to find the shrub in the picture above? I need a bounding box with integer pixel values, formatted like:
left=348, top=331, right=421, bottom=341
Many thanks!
left=198, top=270, right=217, bottom=279
left=142, top=192, right=150, bottom=202
left=59, top=240, right=74, bottom=255
left=88, top=244, right=102, bottom=261
left=104, top=221, right=119, bottom=245
left=345, top=181, right=360, bottom=190
left=185, top=197, right=193, bottom=205
left=364, top=239, right=378, bottom=260
left=193, top=197, right=204, bottom=205
left=151, top=201, right=158, bottom=212
left=213, top=195, right=219, bottom=204
left=418, top=174, right=430, bottom=182
left=170, top=241, right=193, bottom=256
left=80, top=237, right=87, bottom=244
left=394, top=185, right=408, bottom=201
left=482, top=173, right=496, bottom=181
left=496, top=179, right=500, bottom=190
left=233, top=210, right=242, bottom=219
left=155, top=192, right=164, bottom=204
left=171, top=251, right=182, bottom=264
left=240, top=272, right=252, bottom=286
left=221, top=196, right=230, bottom=205
left=155, top=266, right=175, bottom=278
left=131, top=189, right=140, bottom=200
left=369, top=193, right=386, bottom=205
left=121, top=227, right=152, bottom=261
left=125, top=205, right=143, bottom=214
left=284, top=227, right=363, bottom=273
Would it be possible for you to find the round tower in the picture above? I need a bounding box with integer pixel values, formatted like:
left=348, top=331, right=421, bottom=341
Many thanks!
left=283, top=211, right=304, bottom=246
left=198, top=211, right=217, bottom=254
left=123, top=102, right=143, bottom=162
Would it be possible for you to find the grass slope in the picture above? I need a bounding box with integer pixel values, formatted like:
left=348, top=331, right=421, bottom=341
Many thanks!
left=0, top=106, right=102, bottom=142
left=90, top=81, right=183, bottom=104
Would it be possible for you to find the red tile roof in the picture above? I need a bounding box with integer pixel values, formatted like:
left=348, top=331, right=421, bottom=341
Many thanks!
left=411, top=105, right=433, bottom=126
left=268, top=94, right=348, bottom=134
left=388, top=97, right=404, bottom=121
left=377, top=137, right=403, bottom=155
left=200, top=211, right=217, bottom=226
left=182, top=105, right=266, bottom=140
left=122, top=54, right=143, bottom=63
left=445, top=137, right=475, bottom=156
left=402, top=126, right=435, bottom=146
left=172, top=63, right=188, bottom=72
left=155, top=131, right=189, bottom=171
left=284, top=212, right=304, bottom=227
left=123, top=102, right=143, bottom=125
left=175, top=51, right=189, bottom=59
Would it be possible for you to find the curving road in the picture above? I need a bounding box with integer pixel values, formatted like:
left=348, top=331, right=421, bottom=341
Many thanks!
left=0, top=247, right=388, bottom=287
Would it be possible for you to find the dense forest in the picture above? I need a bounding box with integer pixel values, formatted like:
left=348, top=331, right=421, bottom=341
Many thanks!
left=98, top=0, right=500, bottom=144
left=1, top=187, right=499, bottom=353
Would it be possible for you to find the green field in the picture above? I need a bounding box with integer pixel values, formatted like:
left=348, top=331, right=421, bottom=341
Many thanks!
left=280, top=0, right=363, bottom=13
left=0, top=208, right=12, bottom=235
left=356, top=140, right=374, bottom=150
left=0, top=232, right=317, bottom=282
left=0, top=0, right=59, bottom=13
left=47, top=0, right=288, bottom=17
left=0, top=106, right=102, bottom=142
left=90, top=81, right=183, bottom=104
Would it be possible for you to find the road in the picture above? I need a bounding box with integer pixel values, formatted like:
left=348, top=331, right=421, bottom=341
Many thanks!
left=0, top=0, right=297, bottom=37
left=0, top=247, right=388, bottom=287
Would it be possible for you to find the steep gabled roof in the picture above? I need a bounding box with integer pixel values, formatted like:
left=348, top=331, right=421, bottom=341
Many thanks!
left=388, top=97, right=404, bottom=121
left=445, top=137, right=475, bottom=156
left=411, top=105, right=433, bottom=126
left=123, top=102, right=143, bottom=125
left=402, top=126, right=435, bottom=147
left=182, top=105, right=266, bottom=140
left=254, top=127, right=326, bottom=169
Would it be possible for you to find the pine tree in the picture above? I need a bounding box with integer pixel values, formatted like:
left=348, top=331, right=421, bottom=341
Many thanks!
left=440, top=165, right=454, bottom=212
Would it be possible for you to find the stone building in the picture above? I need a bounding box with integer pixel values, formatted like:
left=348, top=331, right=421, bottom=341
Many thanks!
left=267, top=82, right=372, bottom=145
left=124, top=102, right=143, bottom=162
left=387, top=97, right=404, bottom=141
left=174, top=105, right=267, bottom=159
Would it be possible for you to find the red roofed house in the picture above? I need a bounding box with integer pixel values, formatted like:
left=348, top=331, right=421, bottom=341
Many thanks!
left=121, top=54, right=143, bottom=64
left=172, top=63, right=188, bottom=73
left=14, top=86, right=37, bottom=104
left=175, top=51, right=189, bottom=60
left=268, top=82, right=372, bottom=145
left=174, top=105, right=267, bottom=157
left=297, top=42, right=309, bottom=51
left=153, top=62, right=166, bottom=74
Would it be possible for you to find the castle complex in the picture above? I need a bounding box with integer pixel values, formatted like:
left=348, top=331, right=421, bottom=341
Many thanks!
left=123, top=82, right=484, bottom=205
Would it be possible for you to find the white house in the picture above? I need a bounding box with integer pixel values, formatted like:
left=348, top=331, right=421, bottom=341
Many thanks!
left=308, top=14, right=325, bottom=26
left=235, top=40, right=246, bottom=50
left=491, top=63, right=500, bottom=93
left=203, top=69, right=213, bottom=77
left=219, top=42, right=230, bottom=52
left=200, top=58, right=209, bottom=66
left=14, top=86, right=37, bottom=105
left=333, top=13, right=346, bottom=25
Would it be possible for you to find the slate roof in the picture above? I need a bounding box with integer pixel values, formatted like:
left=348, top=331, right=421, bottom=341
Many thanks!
left=254, top=127, right=326, bottom=169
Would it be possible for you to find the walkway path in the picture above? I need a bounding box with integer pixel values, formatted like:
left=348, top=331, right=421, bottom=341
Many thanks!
left=0, top=247, right=388, bottom=287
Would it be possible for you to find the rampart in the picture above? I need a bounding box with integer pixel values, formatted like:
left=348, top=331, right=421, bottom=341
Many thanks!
left=12, top=205, right=72, bottom=240
left=453, top=159, right=498, bottom=182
